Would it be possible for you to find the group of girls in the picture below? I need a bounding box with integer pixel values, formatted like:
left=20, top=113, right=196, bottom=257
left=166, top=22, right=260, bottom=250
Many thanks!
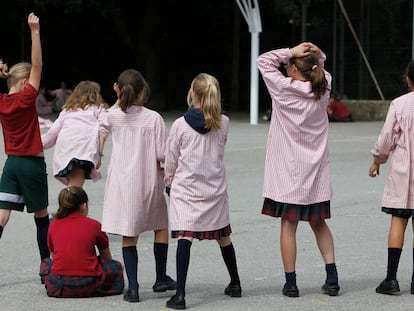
left=2, top=13, right=414, bottom=311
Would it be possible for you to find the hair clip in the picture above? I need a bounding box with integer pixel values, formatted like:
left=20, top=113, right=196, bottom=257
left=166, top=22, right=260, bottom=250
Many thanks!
left=312, top=65, right=318, bottom=71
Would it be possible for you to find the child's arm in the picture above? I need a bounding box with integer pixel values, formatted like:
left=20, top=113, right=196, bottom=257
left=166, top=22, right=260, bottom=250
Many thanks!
left=98, top=247, right=112, bottom=260
left=27, top=13, right=42, bottom=91
left=369, top=162, right=380, bottom=177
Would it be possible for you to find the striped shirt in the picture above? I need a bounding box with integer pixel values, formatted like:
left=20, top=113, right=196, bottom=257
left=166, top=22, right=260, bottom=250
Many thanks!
left=257, top=48, right=332, bottom=205
left=371, top=91, right=414, bottom=209
left=100, top=104, right=168, bottom=236
left=164, top=115, right=230, bottom=232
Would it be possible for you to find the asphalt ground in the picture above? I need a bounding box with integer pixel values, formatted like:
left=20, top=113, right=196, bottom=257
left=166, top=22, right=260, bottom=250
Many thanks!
left=1, top=112, right=413, bottom=311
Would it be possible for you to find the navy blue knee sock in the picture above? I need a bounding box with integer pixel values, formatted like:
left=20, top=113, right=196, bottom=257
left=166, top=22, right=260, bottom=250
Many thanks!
left=122, top=246, right=139, bottom=291
left=220, top=243, right=240, bottom=285
left=386, top=248, right=402, bottom=281
left=176, top=239, right=192, bottom=297
left=34, top=215, right=50, bottom=259
left=285, top=271, right=296, bottom=286
left=154, top=242, right=168, bottom=282
left=325, top=263, right=338, bottom=284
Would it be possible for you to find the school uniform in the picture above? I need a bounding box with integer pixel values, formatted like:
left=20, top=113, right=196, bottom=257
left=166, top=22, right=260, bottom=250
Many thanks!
left=257, top=48, right=332, bottom=221
left=42, top=105, right=108, bottom=185
left=100, top=104, right=168, bottom=236
left=164, top=109, right=231, bottom=238
left=41, top=213, right=124, bottom=298
left=371, top=91, right=414, bottom=216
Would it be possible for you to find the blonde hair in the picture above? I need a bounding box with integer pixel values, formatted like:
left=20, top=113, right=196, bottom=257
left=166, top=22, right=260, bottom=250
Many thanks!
left=0, top=62, right=31, bottom=90
left=187, top=73, right=222, bottom=130
left=62, top=80, right=107, bottom=110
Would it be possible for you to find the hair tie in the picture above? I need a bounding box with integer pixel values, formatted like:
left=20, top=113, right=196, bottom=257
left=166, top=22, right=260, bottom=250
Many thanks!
left=312, top=65, right=318, bottom=71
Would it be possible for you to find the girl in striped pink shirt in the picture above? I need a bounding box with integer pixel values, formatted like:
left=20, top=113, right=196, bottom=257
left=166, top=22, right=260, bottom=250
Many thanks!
left=164, top=73, right=242, bottom=310
left=100, top=69, right=176, bottom=303
left=257, top=42, right=339, bottom=297
left=369, top=59, right=414, bottom=295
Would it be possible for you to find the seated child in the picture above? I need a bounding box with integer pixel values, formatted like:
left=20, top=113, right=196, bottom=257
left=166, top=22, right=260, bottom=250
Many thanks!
left=40, top=186, right=124, bottom=298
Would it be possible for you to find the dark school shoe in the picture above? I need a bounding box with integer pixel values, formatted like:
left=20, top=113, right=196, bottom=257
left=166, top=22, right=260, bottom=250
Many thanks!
left=224, top=283, right=242, bottom=297
left=375, top=279, right=400, bottom=295
left=123, top=290, right=140, bottom=302
left=322, top=282, right=340, bottom=296
left=166, top=294, right=186, bottom=310
left=282, top=283, right=299, bottom=297
left=153, top=275, right=177, bottom=292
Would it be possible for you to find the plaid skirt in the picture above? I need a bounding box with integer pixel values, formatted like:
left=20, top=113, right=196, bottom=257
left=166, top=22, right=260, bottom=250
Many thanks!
left=262, top=198, right=331, bottom=221
left=40, top=256, right=124, bottom=298
left=171, top=224, right=232, bottom=240
left=382, top=207, right=414, bottom=219
left=57, top=158, right=94, bottom=179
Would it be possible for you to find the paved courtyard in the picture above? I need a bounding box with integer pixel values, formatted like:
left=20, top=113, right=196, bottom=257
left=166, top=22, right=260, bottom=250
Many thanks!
left=1, top=113, right=412, bottom=310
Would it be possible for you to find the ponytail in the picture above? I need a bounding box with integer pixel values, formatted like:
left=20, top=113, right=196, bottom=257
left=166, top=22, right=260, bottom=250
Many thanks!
left=291, top=51, right=328, bottom=100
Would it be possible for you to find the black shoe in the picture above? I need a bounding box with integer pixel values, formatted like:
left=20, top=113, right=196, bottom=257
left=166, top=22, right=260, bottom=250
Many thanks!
left=282, top=283, right=299, bottom=297
left=123, top=290, right=140, bottom=302
left=322, top=282, right=340, bottom=296
left=224, top=283, right=242, bottom=297
left=411, top=282, right=414, bottom=294
left=153, top=275, right=177, bottom=292
left=166, top=294, right=186, bottom=310
left=375, top=279, right=400, bottom=295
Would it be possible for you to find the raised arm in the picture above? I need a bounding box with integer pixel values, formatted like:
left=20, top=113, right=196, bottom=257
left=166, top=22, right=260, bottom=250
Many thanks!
left=27, top=13, right=42, bottom=90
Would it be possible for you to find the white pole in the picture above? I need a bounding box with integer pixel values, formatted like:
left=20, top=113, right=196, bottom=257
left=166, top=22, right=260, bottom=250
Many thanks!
left=236, top=0, right=261, bottom=125
left=250, top=32, right=259, bottom=125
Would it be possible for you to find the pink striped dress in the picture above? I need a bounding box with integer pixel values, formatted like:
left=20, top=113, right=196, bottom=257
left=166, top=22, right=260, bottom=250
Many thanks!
left=164, top=115, right=230, bottom=233
left=100, top=105, right=168, bottom=236
left=41, top=105, right=107, bottom=185
left=257, top=48, right=332, bottom=205
left=371, top=91, right=414, bottom=210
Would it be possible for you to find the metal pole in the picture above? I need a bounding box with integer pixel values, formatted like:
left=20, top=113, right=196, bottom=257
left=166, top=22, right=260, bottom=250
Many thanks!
left=250, top=32, right=259, bottom=125
left=236, top=0, right=261, bottom=125
left=301, top=1, right=307, bottom=41
left=337, top=0, right=385, bottom=100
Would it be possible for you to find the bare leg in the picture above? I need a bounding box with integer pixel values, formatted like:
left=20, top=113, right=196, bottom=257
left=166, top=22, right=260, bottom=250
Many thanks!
left=388, top=216, right=408, bottom=248
left=280, top=219, right=298, bottom=272
left=0, top=209, right=12, bottom=227
left=67, top=165, right=86, bottom=188
left=154, top=228, right=169, bottom=243
left=217, top=235, right=232, bottom=247
left=309, top=219, right=335, bottom=264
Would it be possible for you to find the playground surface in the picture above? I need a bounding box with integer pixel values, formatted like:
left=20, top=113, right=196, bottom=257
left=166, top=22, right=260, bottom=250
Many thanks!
left=1, top=113, right=412, bottom=311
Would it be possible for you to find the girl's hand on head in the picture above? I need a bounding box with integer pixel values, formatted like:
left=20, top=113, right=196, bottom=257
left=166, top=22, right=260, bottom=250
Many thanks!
left=290, top=42, right=312, bottom=58
left=28, top=13, right=40, bottom=32
left=306, top=42, right=321, bottom=54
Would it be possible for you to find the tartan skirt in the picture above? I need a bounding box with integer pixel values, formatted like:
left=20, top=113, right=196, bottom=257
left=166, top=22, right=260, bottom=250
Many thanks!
left=382, top=207, right=414, bottom=219
left=171, top=224, right=232, bottom=240
left=40, top=256, right=124, bottom=298
left=57, top=158, right=94, bottom=179
left=262, top=198, right=331, bottom=221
